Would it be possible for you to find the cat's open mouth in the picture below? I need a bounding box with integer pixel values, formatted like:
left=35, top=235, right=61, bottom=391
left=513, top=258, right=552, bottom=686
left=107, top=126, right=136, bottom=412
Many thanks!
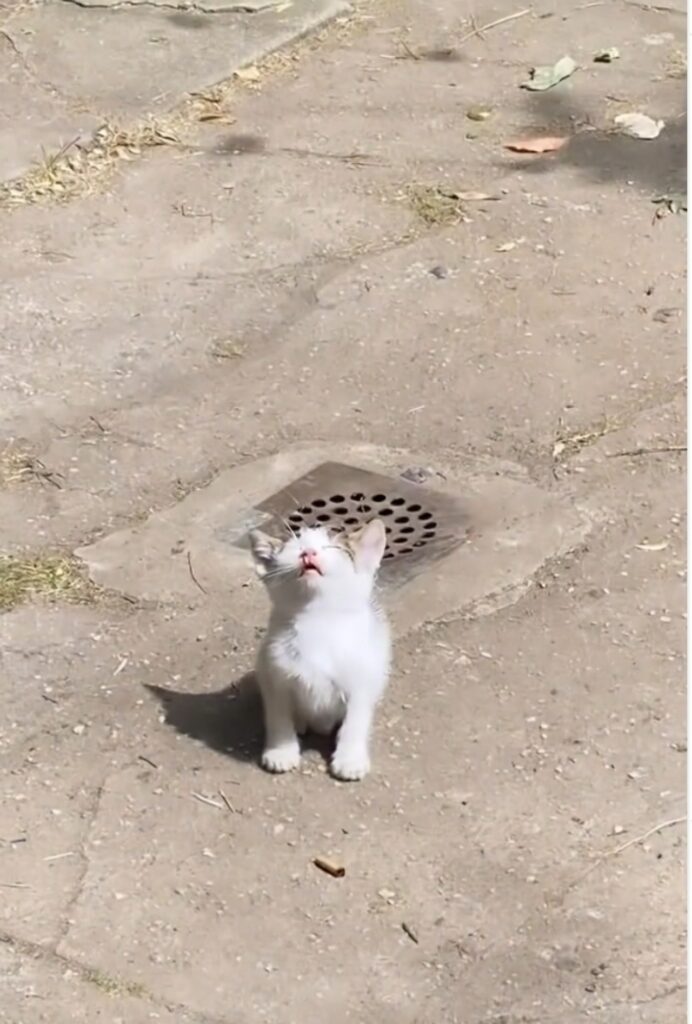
left=300, top=557, right=323, bottom=576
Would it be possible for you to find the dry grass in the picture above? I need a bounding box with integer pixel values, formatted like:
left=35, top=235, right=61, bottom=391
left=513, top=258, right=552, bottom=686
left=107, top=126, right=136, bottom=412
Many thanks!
left=0, top=120, right=181, bottom=207
left=0, top=555, right=95, bottom=612
left=404, top=184, right=471, bottom=226
left=0, top=445, right=63, bottom=488
left=665, top=48, right=687, bottom=79
left=552, top=416, right=624, bottom=461
left=81, top=966, right=147, bottom=999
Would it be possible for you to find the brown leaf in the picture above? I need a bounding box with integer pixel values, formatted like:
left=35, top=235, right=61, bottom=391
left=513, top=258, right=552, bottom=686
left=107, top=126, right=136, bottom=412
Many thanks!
left=505, top=136, right=568, bottom=154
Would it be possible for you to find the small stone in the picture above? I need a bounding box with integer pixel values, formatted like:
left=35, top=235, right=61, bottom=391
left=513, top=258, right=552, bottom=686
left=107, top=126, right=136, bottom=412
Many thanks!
left=430, top=264, right=448, bottom=279
left=72, top=723, right=86, bottom=735
left=466, top=105, right=493, bottom=121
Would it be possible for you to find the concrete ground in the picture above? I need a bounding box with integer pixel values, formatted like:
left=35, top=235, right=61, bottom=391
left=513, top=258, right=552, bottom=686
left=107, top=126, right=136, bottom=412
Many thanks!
left=0, top=0, right=686, bottom=1021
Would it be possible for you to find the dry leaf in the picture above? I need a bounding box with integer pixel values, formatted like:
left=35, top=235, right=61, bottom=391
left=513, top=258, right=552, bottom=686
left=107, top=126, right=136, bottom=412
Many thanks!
left=614, top=112, right=665, bottom=140
left=496, top=241, right=516, bottom=252
left=234, top=65, right=261, bottom=83
left=505, top=136, right=568, bottom=154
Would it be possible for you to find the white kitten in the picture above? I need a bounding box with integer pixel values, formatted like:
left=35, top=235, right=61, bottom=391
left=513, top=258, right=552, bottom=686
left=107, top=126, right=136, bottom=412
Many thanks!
left=249, top=518, right=391, bottom=781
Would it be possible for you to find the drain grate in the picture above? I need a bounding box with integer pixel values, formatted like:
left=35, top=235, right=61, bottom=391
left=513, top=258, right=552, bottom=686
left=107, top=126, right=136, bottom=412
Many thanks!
left=250, top=462, right=470, bottom=586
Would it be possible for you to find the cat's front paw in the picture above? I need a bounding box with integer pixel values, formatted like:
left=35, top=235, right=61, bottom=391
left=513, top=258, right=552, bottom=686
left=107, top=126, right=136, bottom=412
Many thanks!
left=330, top=747, right=370, bottom=782
left=262, top=743, right=301, bottom=773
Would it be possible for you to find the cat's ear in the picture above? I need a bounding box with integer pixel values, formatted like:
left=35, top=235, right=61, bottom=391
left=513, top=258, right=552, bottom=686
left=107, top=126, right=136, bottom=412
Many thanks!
left=249, top=530, right=281, bottom=578
left=348, top=518, right=387, bottom=573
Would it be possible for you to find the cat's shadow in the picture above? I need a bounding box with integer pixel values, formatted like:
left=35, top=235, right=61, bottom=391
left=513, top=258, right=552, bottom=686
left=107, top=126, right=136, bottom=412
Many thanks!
left=145, top=673, right=334, bottom=766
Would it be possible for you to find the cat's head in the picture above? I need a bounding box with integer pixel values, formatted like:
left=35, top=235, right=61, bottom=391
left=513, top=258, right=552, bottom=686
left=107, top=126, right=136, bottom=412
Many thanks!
left=249, top=519, right=387, bottom=606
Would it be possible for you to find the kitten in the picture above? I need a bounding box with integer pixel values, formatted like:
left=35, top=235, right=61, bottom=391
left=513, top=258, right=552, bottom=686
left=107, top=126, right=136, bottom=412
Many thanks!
left=249, top=518, right=391, bottom=781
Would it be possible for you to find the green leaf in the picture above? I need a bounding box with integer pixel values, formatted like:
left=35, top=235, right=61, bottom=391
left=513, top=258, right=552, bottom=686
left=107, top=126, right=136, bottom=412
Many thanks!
left=521, top=56, right=577, bottom=91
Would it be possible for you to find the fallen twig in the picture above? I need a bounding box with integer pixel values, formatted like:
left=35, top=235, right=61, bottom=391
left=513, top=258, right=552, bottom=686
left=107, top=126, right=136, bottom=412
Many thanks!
left=218, top=788, right=236, bottom=813
left=605, top=816, right=686, bottom=858
left=624, top=0, right=685, bottom=13
left=186, top=551, right=208, bottom=594
left=192, top=792, right=224, bottom=810
left=459, top=7, right=531, bottom=44
left=138, top=755, right=159, bottom=769
left=607, top=445, right=686, bottom=458
left=401, top=921, right=419, bottom=944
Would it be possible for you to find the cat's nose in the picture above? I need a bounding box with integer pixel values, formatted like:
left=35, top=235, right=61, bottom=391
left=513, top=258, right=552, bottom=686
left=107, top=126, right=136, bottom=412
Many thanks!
left=300, top=549, right=318, bottom=561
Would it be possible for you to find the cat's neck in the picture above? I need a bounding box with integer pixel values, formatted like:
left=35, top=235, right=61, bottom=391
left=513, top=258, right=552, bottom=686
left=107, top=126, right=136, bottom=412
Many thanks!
left=269, top=586, right=374, bottom=625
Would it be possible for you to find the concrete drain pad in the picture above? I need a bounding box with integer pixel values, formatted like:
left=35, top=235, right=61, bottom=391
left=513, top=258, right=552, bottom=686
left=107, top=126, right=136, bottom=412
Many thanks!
left=77, top=444, right=593, bottom=634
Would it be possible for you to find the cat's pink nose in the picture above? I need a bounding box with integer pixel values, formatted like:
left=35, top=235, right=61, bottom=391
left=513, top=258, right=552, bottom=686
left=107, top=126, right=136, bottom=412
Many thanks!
left=300, top=549, right=318, bottom=562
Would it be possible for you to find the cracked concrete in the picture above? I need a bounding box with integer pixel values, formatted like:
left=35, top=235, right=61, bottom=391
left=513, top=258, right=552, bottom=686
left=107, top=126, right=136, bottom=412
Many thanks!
left=0, top=0, right=686, bottom=1021
left=0, top=0, right=349, bottom=180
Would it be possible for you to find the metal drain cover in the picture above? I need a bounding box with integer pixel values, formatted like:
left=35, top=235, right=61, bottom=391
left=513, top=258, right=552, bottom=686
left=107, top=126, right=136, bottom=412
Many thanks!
left=250, top=461, right=470, bottom=586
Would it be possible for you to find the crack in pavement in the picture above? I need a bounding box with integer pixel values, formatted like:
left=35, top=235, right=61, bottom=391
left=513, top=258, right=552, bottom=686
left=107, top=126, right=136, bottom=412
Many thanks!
left=0, top=28, right=89, bottom=108
left=55, top=775, right=107, bottom=947
left=58, top=0, right=283, bottom=13
left=0, top=927, right=236, bottom=1024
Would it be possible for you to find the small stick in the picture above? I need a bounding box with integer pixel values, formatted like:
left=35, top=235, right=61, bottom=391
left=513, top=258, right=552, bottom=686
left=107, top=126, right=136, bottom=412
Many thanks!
left=43, top=851, right=76, bottom=862
left=459, top=7, right=531, bottom=44
left=138, top=755, right=159, bottom=769
left=401, top=922, right=419, bottom=944
left=399, top=39, right=421, bottom=60
left=0, top=882, right=31, bottom=888
left=313, top=857, right=345, bottom=878
left=192, top=792, right=224, bottom=810
left=218, top=788, right=236, bottom=813
left=186, top=551, right=208, bottom=594
left=607, top=445, right=686, bottom=458
left=624, top=0, right=685, bottom=13
left=604, top=816, right=686, bottom=858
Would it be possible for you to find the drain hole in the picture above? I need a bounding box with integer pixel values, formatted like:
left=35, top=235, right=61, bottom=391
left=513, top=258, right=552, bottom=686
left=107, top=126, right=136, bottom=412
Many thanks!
left=391, top=497, right=406, bottom=507
left=316, top=514, right=331, bottom=523
left=413, top=540, right=426, bottom=548
left=312, top=499, right=327, bottom=508
left=372, top=493, right=386, bottom=502
left=401, top=526, right=415, bottom=535
left=399, top=547, right=413, bottom=554
left=289, top=513, right=304, bottom=523
left=344, top=517, right=359, bottom=525
left=329, top=494, right=345, bottom=503
left=418, top=511, right=432, bottom=521
left=351, top=492, right=365, bottom=502
left=394, top=515, right=409, bottom=524
left=299, top=506, right=312, bottom=515
left=423, top=530, right=435, bottom=539
left=393, top=537, right=407, bottom=544
left=379, top=508, right=393, bottom=516
left=356, top=504, right=371, bottom=514
left=408, top=503, right=422, bottom=512
left=333, top=506, right=349, bottom=515
left=383, top=552, right=394, bottom=559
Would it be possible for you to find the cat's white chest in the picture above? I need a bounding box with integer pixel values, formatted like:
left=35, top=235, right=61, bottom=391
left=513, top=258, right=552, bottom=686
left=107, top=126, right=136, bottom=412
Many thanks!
left=266, top=604, right=387, bottom=700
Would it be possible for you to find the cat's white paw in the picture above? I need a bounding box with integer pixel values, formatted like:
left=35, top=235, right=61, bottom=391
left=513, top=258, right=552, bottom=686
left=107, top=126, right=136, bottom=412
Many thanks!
left=330, top=747, right=370, bottom=782
left=262, top=744, right=301, bottom=773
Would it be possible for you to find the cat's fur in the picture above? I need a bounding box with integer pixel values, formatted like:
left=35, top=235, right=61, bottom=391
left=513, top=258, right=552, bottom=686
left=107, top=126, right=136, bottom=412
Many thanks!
left=249, top=518, right=391, bottom=781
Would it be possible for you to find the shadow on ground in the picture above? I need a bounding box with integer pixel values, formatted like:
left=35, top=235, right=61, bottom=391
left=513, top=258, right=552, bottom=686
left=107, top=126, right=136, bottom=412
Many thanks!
left=146, top=674, right=264, bottom=764
left=145, top=675, right=335, bottom=766
left=507, top=86, right=687, bottom=195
